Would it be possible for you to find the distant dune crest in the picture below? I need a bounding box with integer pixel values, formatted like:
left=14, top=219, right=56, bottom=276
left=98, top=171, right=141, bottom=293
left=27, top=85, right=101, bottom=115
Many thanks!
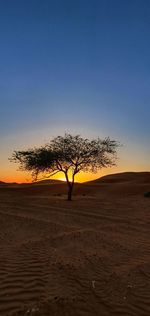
left=91, top=172, right=150, bottom=184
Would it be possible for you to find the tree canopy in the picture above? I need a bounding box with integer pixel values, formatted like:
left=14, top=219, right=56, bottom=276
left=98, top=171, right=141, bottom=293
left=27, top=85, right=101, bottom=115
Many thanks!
left=11, top=133, right=119, bottom=200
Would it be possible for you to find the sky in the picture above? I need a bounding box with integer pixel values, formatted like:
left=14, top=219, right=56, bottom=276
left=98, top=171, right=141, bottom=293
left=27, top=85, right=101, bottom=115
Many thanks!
left=0, top=0, right=150, bottom=182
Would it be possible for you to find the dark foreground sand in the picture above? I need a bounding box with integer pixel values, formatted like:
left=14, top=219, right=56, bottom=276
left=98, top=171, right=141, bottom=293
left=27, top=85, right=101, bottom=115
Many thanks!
left=0, top=172, right=150, bottom=316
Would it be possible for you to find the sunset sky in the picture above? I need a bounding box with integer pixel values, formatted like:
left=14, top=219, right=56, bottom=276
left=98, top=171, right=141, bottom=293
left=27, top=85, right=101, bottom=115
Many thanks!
left=0, top=0, right=150, bottom=183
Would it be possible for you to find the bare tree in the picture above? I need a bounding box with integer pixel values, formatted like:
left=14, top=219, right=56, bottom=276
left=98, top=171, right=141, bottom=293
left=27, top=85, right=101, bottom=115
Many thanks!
left=11, top=133, right=119, bottom=200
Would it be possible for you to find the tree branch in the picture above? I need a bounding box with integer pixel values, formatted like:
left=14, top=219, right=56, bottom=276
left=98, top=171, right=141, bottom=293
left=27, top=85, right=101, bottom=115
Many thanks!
left=34, top=170, right=60, bottom=182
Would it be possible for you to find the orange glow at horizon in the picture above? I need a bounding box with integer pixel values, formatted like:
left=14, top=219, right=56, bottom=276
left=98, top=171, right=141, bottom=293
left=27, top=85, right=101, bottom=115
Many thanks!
left=0, top=167, right=139, bottom=184
left=1, top=169, right=109, bottom=183
left=1, top=157, right=150, bottom=184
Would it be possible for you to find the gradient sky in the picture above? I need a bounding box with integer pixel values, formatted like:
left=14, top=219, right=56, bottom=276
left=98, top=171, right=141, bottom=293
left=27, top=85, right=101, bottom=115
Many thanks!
left=0, top=0, right=150, bottom=182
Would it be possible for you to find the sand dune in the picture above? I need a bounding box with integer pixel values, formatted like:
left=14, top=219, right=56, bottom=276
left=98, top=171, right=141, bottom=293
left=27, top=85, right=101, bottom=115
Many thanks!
left=0, top=172, right=150, bottom=315
left=91, top=171, right=150, bottom=183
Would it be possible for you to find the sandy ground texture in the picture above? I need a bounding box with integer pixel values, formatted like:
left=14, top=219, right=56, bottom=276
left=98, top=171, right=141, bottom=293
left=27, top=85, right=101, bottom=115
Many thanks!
left=0, top=172, right=150, bottom=316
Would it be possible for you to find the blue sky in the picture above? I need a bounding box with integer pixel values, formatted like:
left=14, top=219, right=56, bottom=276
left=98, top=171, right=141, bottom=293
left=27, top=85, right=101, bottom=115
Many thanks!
left=0, top=0, right=150, bottom=182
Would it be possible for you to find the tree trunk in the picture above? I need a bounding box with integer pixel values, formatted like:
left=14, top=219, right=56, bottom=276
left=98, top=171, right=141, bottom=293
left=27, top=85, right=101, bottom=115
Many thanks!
left=67, top=184, right=73, bottom=201
left=65, top=172, right=75, bottom=201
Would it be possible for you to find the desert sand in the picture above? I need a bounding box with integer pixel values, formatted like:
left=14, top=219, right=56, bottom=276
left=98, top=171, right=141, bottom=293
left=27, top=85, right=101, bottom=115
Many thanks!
left=0, top=172, right=150, bottom=316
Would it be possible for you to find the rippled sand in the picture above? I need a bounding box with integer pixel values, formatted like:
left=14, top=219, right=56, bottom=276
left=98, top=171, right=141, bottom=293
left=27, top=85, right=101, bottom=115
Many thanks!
left=0, top=172, right=150, bottom=316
